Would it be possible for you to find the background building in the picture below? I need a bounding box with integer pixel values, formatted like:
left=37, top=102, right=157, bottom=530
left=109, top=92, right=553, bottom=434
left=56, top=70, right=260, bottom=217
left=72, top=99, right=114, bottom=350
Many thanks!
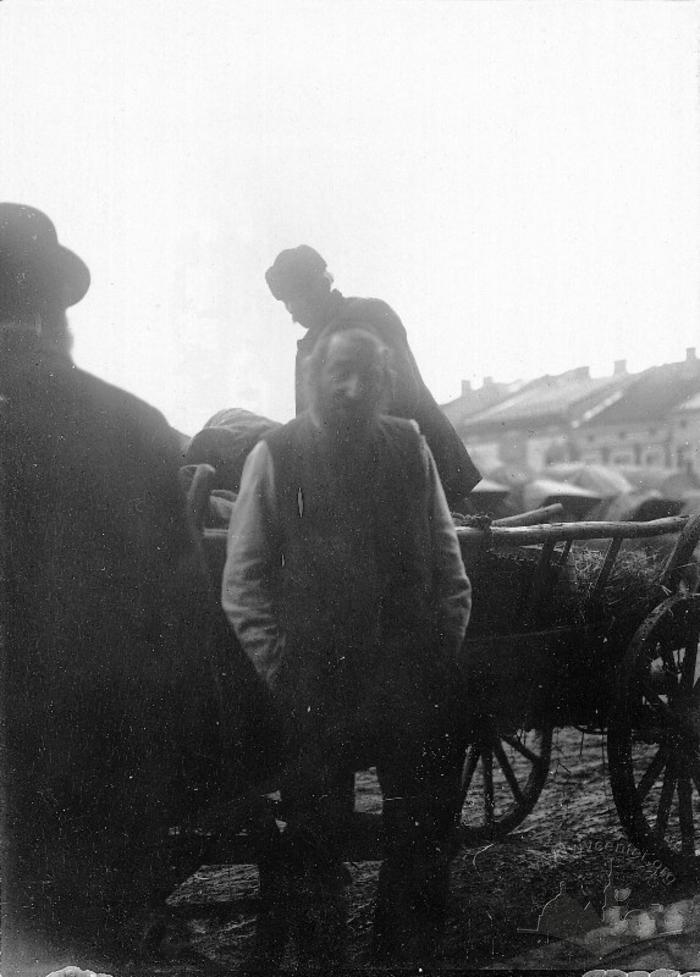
left=447, top=349, right=700, bottom=477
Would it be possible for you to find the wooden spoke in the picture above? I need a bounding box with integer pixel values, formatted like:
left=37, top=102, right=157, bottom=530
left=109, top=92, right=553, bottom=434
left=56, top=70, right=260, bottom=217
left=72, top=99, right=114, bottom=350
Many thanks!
left=640, top=683, right=682, bottom=727
left=654, top=759, right=677, bottom=842
left=681, top=626, right=700, bottom=693
left=493, top=740, right=525, bottom=805
left=636, top=746, right=670, bottom=804
left=677, top=759, right=696, bottom=857
left=460, top=744, right=480, bottom=796
left=649, top=636, right=676, bottom=674
left=689, top=759, right=700, bottom=796
left=501, top=733, right=539, bottom=765
left=482, top=749, right=495, bottom=827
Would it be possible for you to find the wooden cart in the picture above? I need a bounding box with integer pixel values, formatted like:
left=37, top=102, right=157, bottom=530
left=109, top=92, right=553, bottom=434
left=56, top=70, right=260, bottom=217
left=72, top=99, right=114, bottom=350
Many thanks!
left=185, top=465, right=700, bottom=877
left=455, top=512, right=700, bottom=879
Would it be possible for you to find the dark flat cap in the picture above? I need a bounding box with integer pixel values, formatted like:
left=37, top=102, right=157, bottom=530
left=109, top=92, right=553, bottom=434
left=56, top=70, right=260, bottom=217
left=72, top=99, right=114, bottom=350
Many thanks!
left=0, top=203, right=90, bottom=312
left=265, top=245, right=326, bottom=300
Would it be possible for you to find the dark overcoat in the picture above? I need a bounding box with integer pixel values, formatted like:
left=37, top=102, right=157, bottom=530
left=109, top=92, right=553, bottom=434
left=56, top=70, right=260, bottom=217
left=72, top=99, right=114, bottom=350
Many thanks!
left=0, top=333, right=278, bottom=956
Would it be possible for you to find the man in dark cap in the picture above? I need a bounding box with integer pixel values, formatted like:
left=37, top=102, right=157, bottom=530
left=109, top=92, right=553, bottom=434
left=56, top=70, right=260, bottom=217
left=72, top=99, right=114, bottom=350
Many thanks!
left=265, top=244, right=481, bottom=509
left=0, top=204, right=278, bottom=973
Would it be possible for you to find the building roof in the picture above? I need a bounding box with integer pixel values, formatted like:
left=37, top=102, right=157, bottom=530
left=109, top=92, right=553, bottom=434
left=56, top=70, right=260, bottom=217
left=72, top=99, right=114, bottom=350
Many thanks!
left=441, top=378, right=526, bottom=427
left=460, top=368, right=630, bottom=433
left=581, top=359, right=700, bottom=427
left=614, top=465, right=698, bottom=497
left=673, top=390, right=700, bottom=414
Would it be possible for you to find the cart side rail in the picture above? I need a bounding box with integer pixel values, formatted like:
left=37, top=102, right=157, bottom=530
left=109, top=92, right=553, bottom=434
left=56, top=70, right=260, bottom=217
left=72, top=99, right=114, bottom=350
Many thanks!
left=455, top=515, right=689, bottom=547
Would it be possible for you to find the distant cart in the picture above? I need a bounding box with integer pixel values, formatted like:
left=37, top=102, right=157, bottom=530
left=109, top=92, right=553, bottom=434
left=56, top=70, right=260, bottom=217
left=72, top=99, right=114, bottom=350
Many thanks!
left=455, top=512, right=700, bottom=878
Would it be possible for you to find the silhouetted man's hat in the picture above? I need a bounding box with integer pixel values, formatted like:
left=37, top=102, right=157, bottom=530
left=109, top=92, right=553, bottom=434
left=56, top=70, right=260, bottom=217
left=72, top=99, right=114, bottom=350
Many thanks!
left=265, top=245, right=326, bottom=300
left=0, top=203, right=90, bottom=312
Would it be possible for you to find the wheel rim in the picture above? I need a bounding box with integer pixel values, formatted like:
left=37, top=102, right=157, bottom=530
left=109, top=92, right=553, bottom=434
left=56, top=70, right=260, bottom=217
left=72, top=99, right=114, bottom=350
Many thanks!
left=608, top=593, right=700, bottom=876
left=457, top=718, right=552, bottom=845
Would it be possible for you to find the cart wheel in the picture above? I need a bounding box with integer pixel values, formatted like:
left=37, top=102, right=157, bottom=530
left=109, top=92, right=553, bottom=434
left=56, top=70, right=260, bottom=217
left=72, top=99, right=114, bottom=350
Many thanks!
left=456, top=717, right=553, bottom=846
left=608, top=593, right=700, bottom=878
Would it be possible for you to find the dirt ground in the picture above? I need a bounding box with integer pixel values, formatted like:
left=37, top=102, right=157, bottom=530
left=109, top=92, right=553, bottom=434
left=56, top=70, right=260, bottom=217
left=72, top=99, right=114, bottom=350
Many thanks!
left=64, top=725, right=690, bottom=976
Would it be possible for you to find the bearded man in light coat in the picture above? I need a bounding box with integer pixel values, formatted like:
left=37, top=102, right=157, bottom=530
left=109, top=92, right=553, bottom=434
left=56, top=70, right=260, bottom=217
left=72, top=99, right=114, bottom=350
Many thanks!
left=223, top=326, right=471, bottom=968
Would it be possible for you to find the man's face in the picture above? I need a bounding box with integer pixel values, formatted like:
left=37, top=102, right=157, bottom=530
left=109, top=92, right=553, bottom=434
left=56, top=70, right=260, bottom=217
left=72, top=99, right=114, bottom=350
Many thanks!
left=314, top=333, right=386, bottom=436
left=283, top=277, right=330, bottom=331
left=284, top=293, right=321, bottom=330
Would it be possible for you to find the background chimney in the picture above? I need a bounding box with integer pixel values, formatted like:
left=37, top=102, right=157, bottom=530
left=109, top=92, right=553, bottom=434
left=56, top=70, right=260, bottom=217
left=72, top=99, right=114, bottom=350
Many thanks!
left=461, top=379, right=472, bottom=396
left=613, top=359, right=627, bottom=376
left=687, top=347, right=697, bottom=361
left=482, top=376, right=494, bottom=387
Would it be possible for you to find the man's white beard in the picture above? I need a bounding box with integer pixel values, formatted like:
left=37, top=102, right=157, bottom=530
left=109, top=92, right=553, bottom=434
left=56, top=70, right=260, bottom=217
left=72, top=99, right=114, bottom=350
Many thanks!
left=318, top=409, right=375, bottom=455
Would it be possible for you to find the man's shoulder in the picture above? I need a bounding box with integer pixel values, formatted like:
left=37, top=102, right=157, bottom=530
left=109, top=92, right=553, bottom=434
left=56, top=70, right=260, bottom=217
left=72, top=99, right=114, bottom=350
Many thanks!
left=9, top=357, right=171, bottom=439
left=332, top=294, right=407, bottom=340
left=73, top=366, right=164, bottom=417
left=339, top=295, right=403, bottom=324
left=70, top=366, right=175, bottom=441
left=376, top=415, right=426, bottom=455
left=375, top=417, right=431, bottom=491
left=341, top=294, right=398, bottom=315
left=262, top=413, right=312, bottom=452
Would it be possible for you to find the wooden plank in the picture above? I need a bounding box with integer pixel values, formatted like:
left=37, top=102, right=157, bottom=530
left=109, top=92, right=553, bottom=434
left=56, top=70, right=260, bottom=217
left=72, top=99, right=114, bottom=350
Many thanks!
left=591, top=537, right=623, bottom=598
left=493, top=504, right=564, bottom=527
left=456, top=515, right=686, bottom=548
left=558, top=540, right=573, bottom=566
left=520, top=540, right=555, bottom=627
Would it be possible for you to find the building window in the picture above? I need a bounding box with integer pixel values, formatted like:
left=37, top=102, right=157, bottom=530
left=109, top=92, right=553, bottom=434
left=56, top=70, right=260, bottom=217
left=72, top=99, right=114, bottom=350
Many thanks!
left=619, top=431, right=627, bottom=440
left=587, top=435, right=595, bottom=443
left=679, top=419, right=688, bottom=429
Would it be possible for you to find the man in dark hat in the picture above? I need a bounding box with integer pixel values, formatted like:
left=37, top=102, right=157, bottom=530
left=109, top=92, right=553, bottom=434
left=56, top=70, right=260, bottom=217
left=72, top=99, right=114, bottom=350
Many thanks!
left=265, top=244, right=481, bottom=510
left=0, top=202, right=91, bottom=356
left=0, top=204, right=278, bottom=974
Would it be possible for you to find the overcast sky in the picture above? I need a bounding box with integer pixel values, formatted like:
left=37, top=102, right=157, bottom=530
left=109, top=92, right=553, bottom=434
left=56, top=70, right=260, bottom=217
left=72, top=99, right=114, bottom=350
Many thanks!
left=2, top=1, right=699, bottom=434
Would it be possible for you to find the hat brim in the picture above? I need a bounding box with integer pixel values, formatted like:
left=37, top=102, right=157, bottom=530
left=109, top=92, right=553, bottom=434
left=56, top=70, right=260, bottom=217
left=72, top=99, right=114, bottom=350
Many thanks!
left=55, top=245, right=91, bottom=307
